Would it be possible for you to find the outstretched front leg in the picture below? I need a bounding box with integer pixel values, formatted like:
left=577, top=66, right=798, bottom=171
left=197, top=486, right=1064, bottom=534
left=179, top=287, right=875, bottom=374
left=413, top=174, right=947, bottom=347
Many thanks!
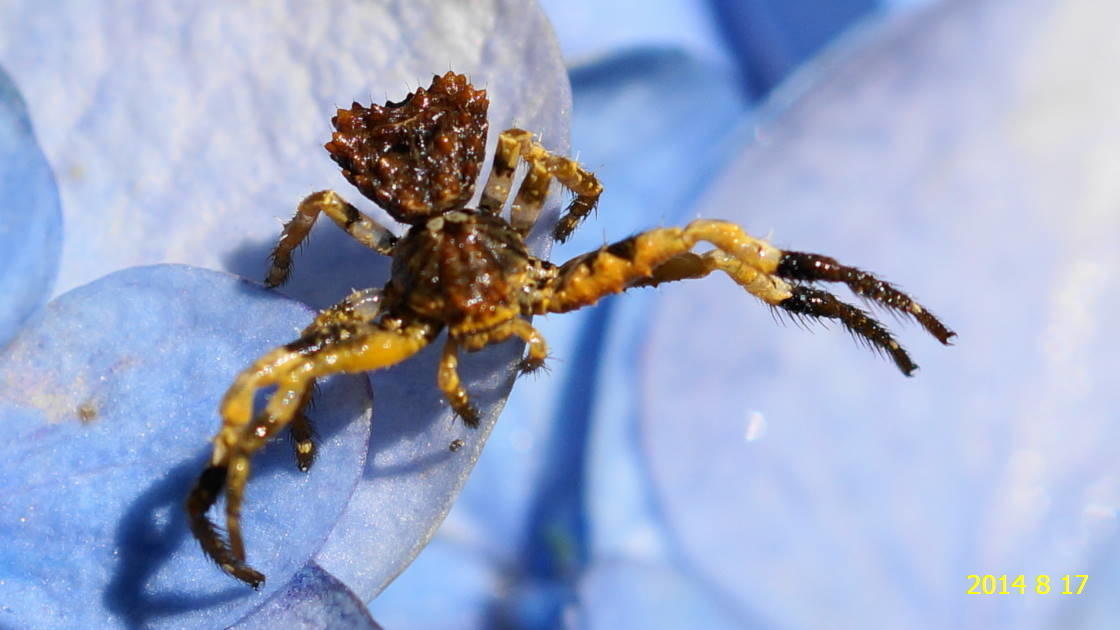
left=532, top=219, right=953, bottom=375
left=267, top=190, right=399, bottom=287
left=186, top=308, right=435, bottom=587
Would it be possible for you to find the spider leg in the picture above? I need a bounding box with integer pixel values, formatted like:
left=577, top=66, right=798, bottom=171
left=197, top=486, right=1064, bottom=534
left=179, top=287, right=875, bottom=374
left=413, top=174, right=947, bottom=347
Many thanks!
left=478, top=128, right=602, bottom=241
left=221, top=372, right=320, bottom=574
left=188, top=374, right=320, bottom=588
left=774, top=251, right=956, bottom=344
left=628, top=250, right=923, bottom=373
left=188, top=312, right=433, bottom=586
left=303, top=287, right=384, bottom=335
left=776, top=285, right=922, bottom=375
left=437, top=318, right=549, bottom=426
left=285, top=287, right=381, bottom=471
left=287, top=381, right=318, bottom=472
left=266, top=190, right=398, bottom=287
left=477, top=129, right=524, bottom=215
left=533, top=219, right=951, bottom=374
left=535, top=220, right=790, bottom=313
left=216, top=288, right=384, bottom=460
left=186, top=464, right=264, bottom=587
left=510, top=318, right=548, bottom=374
left=438, top=337, right=480, bottom=427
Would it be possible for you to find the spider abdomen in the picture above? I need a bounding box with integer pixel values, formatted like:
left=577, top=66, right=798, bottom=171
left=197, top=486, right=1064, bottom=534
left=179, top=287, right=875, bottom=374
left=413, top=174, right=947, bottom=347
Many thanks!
left=388, top=210, right=532, bottom=331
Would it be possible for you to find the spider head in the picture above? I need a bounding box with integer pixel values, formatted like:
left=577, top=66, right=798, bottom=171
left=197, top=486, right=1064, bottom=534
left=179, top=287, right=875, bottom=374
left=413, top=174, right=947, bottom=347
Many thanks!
left=325, top=71, right=490, bottom=224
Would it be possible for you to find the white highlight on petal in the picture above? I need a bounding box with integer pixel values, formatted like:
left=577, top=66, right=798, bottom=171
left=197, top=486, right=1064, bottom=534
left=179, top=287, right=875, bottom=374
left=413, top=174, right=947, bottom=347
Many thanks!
left=744, top=410, right=767, bottom=442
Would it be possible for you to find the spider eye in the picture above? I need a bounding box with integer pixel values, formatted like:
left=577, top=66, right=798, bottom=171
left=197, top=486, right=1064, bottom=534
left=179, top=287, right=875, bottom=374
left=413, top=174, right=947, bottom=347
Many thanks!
left=325, top=71, right=489, bottom=222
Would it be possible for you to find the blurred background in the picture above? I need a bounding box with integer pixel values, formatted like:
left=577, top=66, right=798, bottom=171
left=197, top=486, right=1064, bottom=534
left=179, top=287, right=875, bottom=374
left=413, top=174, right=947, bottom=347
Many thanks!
left=375, top=0, right=1120, bottom=628
left=3, top=0, right=1120, bottom=628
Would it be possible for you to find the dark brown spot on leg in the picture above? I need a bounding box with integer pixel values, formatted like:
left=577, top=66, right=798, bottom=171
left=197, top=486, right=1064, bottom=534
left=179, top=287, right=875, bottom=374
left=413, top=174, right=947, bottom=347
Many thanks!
left=605, top=235, right=639, bottom=261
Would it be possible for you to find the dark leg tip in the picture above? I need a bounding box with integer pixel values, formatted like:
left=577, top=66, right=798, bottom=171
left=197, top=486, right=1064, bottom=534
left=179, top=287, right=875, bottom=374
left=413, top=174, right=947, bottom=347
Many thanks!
left=263, top=271, right=286, bottom=289
left=517, top=357, right=547, bottom=375
left=457, top=405, right=481, bottom=428
left=223, top=563, right=267, bottom=589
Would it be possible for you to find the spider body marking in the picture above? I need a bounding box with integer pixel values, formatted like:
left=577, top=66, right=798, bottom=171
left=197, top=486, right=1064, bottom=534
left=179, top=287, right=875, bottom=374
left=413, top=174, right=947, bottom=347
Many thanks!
left=187, top=71, right=955, bottom=587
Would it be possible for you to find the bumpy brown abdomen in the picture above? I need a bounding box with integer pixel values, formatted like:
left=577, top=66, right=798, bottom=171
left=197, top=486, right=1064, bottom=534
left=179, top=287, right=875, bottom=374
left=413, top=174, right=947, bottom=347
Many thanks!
left=389, top=211, right=532, bottom=329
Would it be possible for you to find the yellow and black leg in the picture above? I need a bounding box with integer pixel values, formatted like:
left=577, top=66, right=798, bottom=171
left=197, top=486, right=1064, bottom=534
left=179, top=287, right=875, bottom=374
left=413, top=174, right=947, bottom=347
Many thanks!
left=773, top=251, right=956, bottom=344
left=538, top=220, right=792, bottom=312
left=510, top=319, right=549, bottom=374
left=438, top=338, right=480, bottom=427
left=477, top=128, right=602, bottom=241
left=187, top=316, right=433, bottom=587
left=535, top=219, right=953, bottom=375
left=266, top=190, right=398, bottom=287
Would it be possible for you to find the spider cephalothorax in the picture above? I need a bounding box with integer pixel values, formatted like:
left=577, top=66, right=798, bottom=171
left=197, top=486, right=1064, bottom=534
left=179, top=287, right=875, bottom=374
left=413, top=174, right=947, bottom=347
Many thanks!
left=188, top=71, right=955, bottom=587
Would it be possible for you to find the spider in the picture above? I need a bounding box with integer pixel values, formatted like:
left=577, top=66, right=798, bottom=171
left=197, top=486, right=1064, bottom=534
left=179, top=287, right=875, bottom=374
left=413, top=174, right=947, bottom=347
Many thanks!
left=186, top=71, right=955, bottom=587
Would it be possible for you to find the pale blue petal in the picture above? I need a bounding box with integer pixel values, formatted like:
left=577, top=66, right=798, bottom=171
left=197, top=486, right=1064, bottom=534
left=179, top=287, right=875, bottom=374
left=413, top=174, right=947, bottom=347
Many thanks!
left=638, top=0, right=1120, bottom=627
left=232, top=562, right=383, bottom=630
left=0, top=65, right=60, bottom=347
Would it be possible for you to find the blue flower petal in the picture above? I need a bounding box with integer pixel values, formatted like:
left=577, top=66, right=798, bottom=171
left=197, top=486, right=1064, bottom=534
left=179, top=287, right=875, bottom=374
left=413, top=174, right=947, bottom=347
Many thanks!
left=231, top=561, right=383, bottom=630
left=577, top=560, right=752, bottom=629
left=0, top=265, right=371, bottom=629
left=539, top=0, right=734, bottom=69
left=369, top=537, right=503, bottom=629
left=636, top=0, right=1120, bottom=626
left=709, top=0, right=879, bottom=95
left=0, top=64, right=60, bottom=347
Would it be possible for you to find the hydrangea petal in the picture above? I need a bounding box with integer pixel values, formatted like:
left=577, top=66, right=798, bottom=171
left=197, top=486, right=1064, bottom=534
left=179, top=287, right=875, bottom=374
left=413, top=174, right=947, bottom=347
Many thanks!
left=231, top=561, right=383, bottom=630
left=539, top=0, right=732, bottom=69
left=0, top=64, right=60, bottom=347
left=577, top=560, right=751, bottom=629
left=0, top=265, right=371, bottom=629
left=709, top=0, right=878, bottom=95
left=368, top=537, right=503, bottom=629
left=639, top=0, right=1120, bottom=626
